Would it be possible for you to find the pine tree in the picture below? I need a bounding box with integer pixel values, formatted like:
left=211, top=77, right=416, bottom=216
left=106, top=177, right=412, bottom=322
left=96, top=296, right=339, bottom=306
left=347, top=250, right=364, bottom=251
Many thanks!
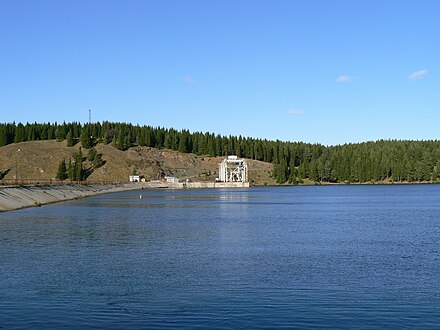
left=433, top=160, right=440, bottom=181
left=14, top=123, right=26, bottom=143
left=40, top=127, right=48, bottom=140
left=92, top=153, right=104, bottom=168
left=73, top=158, right=82, bottom=181
left=67, top=158, right=73, bottom=181
left=171, top=131, right=178, bottom=150
left=138, top=129, right=146, bottom=146
left=164, top=133, right=171, bottom=149
left=155, top=129, right=164, bottom=148
left=0, top=126, right=7, bottom=147
left=55, top=127, right=64, bottom=142
left=114, top=130, right=125, bottom=150
left=145, top=128, right=152, bottom=147
left=87, top=147, right=97, bottom=162
left=72, top=148, right=84, bottom=181
left=66, top=130, right=74, bottom=147
left=80, top=126, right=92, bottom=149
left=178, top=130, right=189, bottom=153
left=47, top=125, right=55, bottom=140
left=26, top=124, right=36, bottom=141
left=56, top=159, right=68, bottom=180
left=309, top=159, right=319, bottom=182
left=124, top=131, right=132, bottom=150
left=276, top=158, right=288, bottom=183
left=207, top=136, right=215, bottom=156
left=103, top=130, right=110, bottom=144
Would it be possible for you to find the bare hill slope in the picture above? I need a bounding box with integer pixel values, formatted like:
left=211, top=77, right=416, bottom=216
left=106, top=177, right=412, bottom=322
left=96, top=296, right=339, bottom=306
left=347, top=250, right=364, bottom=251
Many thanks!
left=0, top=141, right=276, bottom=185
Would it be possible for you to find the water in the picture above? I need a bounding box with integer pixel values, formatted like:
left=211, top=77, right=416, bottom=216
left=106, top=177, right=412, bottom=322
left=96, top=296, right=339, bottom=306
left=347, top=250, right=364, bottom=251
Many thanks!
left=1, top=185, right=440, bottom=328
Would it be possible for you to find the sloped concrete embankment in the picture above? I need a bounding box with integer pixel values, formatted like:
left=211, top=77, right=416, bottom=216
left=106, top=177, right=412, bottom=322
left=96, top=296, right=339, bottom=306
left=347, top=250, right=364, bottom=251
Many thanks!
left=0, top=183, right=147, bottom=212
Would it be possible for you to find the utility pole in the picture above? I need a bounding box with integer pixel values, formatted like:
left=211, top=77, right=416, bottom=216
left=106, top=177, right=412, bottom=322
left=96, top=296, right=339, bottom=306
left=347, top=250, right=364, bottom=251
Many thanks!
left=89, top=109, right=93, bottom=139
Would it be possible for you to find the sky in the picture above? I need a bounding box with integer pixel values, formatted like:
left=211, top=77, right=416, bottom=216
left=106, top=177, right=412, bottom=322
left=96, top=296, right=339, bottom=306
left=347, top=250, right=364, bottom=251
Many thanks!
left=0, top=0, right=439, bottom=146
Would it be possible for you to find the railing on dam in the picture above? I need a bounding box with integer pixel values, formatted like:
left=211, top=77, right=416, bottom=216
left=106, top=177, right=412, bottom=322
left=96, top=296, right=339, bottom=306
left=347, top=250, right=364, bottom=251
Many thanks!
left=0, top=179, right=124, bottom=186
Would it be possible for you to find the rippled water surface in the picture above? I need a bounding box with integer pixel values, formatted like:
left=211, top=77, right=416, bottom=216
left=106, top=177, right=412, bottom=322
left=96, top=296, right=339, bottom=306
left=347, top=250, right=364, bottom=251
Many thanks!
left=1, top=185, right=440, bottom=328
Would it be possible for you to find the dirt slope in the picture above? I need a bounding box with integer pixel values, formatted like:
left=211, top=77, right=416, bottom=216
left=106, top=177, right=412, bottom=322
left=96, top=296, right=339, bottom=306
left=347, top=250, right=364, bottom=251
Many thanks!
left=0, top=141, right=276, bottom=185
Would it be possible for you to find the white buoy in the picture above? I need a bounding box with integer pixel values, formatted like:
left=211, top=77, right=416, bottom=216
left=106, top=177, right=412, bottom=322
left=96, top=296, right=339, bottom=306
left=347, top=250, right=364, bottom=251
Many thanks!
left=139, top=195, right=142, bottom=199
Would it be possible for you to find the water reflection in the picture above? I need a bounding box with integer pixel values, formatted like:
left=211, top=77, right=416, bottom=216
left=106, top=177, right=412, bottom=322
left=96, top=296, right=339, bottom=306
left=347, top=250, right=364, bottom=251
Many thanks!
left=1, top=186, right=440, bottom=328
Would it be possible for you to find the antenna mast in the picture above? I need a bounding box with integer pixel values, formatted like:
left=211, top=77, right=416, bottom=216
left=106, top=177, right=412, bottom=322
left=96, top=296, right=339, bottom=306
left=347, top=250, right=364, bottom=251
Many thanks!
left=89, top=109, right=91, bottom=125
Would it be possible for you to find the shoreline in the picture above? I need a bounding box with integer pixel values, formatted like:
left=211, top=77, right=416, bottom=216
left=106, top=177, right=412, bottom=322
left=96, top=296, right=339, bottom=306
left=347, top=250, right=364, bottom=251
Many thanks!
left=0, top=183, right=149, bottom=212
left=1, top=180, right=437, bottom=212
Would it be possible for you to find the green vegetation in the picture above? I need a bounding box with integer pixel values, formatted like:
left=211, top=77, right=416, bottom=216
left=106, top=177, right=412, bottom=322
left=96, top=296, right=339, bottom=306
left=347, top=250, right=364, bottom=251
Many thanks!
left=72, top=148, right=85, bottom=181
left=56, top=159, right=68, bottom=180
left=1, top=121, right=440, bottom=184
left=66, top=129, right=74, bottom=147
left=55, top=147, right=105, bottom=182
left=80, top=126, right=93, bottom=149
left=87, top=147, right=105, bottom=169
left=62, top=148, right=86, bottom=181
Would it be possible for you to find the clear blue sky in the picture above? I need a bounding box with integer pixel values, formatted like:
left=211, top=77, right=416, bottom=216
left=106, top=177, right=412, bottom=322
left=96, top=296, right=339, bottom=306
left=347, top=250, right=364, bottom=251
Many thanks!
left=1, top=0, right=439, bottom=146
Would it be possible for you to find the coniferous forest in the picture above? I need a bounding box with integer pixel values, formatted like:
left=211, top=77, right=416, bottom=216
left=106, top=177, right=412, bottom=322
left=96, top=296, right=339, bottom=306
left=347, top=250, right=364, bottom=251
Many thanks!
left=1, top=121, right=440, bottom=184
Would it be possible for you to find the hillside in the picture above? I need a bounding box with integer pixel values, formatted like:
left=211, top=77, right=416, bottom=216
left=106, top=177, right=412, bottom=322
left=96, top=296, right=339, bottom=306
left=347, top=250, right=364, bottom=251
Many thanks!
left=0, top=140, right=276, bottom=185
left=3, top=122, right=440, bottom=184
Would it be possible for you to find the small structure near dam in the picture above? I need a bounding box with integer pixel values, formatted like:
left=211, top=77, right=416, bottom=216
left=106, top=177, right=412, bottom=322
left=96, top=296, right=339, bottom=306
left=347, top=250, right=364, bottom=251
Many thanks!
left=218, top=155, right=248, bottom=183
left=131, top=156, right=250, bottom=189
left=180, top=156, right=249, bottom=188
left=211, top=155, right=249, bottom=188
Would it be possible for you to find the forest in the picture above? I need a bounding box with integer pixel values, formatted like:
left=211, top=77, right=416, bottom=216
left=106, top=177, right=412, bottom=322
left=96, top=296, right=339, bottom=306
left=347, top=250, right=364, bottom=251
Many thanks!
left=1, top=121, right=440, bottom=184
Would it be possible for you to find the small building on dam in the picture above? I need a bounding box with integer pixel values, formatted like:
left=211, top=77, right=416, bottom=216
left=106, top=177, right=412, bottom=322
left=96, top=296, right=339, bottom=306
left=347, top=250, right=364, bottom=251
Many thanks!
left=217, top=155, right=249, bottom=186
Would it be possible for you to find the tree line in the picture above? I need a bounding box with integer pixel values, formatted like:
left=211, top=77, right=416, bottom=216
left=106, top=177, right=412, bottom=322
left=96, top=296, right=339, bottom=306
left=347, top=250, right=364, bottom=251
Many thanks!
left=1, top=121, right=440, bottom=184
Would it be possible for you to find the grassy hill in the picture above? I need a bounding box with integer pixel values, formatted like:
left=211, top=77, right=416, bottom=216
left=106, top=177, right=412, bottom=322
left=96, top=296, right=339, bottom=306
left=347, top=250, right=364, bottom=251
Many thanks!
left=0, top=140, right=276, bottom=185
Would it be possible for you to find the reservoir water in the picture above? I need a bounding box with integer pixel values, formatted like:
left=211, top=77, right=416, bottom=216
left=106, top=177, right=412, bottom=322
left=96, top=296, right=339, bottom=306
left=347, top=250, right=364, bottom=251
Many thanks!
left=1, top=185, right=440, bottom=328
